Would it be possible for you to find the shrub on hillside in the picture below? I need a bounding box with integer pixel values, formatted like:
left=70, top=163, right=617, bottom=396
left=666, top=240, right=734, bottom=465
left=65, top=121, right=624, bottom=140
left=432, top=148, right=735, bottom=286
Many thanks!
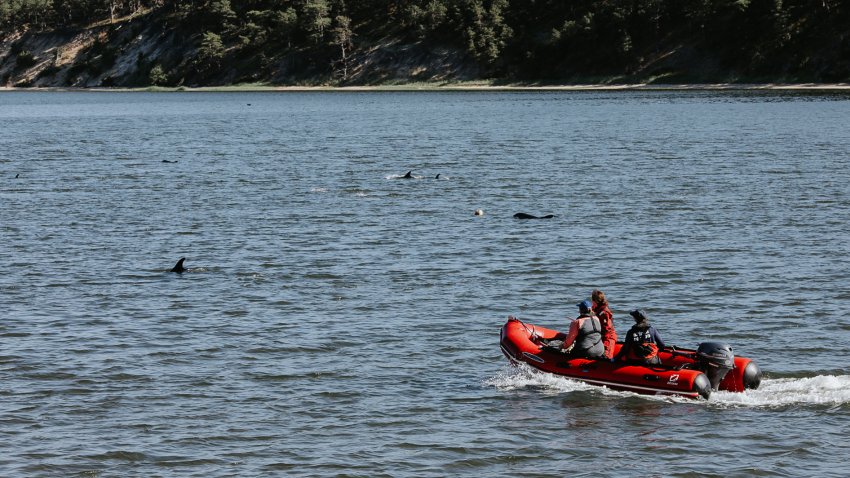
left=16, top=50, right=37, bottom=68
left=149, top=64, right=168, bottom=85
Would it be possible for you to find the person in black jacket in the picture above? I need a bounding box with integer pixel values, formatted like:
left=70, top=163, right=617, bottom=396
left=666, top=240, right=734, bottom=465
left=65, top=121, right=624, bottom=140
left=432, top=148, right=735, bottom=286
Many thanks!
left=613, top=309, right=665, bottom=365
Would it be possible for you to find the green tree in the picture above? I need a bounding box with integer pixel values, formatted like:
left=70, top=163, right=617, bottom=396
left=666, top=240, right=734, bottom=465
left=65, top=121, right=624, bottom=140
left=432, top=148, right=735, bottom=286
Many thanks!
left=149, top=64, right=167, bottom=85
left=197, top=31, right=225, bottom=72
left=332, top=15, right=353, bottom=81
left=463, top=0, right=513, bottom=64
left=406, top=0, right=448, bottom=40
left=206, top=0, right=236, bottom=31
left=241, top=12, right=269, bottom=48
left=302, top=0, right=331, bottom=44
left=273, top=7, right=298, bottom=47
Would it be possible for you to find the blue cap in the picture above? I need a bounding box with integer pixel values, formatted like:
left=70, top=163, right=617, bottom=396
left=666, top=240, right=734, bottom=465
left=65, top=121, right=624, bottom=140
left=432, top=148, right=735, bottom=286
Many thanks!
left=577, top=300, right=592, bottom=312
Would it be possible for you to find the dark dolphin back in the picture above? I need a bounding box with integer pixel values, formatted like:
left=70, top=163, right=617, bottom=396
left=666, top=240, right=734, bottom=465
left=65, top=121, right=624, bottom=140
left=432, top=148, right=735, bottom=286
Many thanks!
left=170, top=257, right=186, bottom=273
left=514, top=213, right=555, bottom=219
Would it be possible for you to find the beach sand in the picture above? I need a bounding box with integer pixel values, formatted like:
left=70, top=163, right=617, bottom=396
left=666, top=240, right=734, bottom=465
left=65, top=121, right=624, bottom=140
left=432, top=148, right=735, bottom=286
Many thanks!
left=2, top=83, right=850, bottom=92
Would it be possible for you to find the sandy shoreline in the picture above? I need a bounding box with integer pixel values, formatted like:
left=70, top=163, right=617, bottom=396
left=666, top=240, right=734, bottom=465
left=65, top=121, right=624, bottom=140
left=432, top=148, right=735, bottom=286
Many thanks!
left=2, top=82, right=850, bottom=92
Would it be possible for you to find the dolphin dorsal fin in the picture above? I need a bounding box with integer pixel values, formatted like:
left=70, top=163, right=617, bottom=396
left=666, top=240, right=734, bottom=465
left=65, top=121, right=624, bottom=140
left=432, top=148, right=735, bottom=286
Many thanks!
left=170, top=257, right=186, bottom=273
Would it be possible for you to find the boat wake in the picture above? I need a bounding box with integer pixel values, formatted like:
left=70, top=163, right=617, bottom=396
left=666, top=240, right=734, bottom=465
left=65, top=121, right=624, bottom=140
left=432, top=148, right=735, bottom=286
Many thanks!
left=488, top=365, right=850, bottom=407
left=710, top=374, right=850, bottom=408
left=487, top=364, right=658, bottom=400
left=487, top=364, right=599, bottom=394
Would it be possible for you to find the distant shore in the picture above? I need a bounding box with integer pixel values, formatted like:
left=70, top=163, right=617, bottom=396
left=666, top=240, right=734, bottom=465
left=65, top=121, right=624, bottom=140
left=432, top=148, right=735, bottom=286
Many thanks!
left=2, top=82, right=850, bottom=92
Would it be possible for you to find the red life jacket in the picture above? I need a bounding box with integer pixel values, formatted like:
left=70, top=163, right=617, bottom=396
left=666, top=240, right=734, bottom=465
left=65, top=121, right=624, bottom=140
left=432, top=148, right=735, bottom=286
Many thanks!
left=593, top=303, right=617, bottom=342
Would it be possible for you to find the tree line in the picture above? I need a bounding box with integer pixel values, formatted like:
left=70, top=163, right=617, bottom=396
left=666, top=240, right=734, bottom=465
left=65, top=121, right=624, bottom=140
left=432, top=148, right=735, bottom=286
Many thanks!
left=2, top=0, right=849, bottom=83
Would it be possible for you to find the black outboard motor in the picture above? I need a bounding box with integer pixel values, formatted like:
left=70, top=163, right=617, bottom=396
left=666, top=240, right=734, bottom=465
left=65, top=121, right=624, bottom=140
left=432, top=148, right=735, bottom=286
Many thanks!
left=696, top=342, right=735, bottom=390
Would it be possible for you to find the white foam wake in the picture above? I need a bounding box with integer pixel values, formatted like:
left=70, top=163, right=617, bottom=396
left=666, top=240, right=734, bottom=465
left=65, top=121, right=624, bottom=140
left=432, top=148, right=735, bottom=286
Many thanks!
left=486, top=364, right=666, bottom=400
left=710, top=375, right=850, bottom=407
left=487, top=364, right=597, bottom=394
left=488, top=366, right=850, bottom=407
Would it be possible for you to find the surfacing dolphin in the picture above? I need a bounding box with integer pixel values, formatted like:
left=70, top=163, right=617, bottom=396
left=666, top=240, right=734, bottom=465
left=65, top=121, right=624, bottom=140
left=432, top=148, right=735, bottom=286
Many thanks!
left=402, top=171, right=414, bottom=179
left=513, top=213, right=555, bottom=219
left=170, top=257, right=186, bottom=273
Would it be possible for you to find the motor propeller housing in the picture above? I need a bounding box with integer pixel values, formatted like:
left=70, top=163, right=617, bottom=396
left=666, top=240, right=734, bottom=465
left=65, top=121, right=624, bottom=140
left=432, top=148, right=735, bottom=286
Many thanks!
left=696, top=342, right=736, bottom=390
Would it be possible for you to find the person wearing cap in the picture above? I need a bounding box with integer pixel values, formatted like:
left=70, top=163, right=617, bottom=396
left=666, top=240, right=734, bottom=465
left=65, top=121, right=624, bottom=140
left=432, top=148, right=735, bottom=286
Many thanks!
left=591, top=289, right=617, bottom=359
left=560, top=300, right=605, bottom=359
left=613, top=309, right=666, bottom=365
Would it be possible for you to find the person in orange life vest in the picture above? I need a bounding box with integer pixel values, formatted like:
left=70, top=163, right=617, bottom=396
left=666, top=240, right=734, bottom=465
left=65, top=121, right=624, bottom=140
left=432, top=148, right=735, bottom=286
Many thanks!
left=591, top=289, right=617, bottom=359
left=561, top=300, right=605, bottom=359
left=613, top=309, right=665, bottom=365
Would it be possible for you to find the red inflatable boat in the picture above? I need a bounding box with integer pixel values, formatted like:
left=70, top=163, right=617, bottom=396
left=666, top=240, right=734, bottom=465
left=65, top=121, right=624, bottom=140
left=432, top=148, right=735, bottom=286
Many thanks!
left=500, top=317, right=761, bottom=399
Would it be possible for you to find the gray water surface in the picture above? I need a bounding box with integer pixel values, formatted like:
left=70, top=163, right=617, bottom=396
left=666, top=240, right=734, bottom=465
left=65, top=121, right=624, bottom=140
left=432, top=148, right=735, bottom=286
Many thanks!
left=2, top=90, right=850, bottom=477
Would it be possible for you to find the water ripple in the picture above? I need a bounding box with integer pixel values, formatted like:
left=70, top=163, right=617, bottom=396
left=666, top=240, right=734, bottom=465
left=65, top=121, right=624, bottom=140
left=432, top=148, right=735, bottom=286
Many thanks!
left=2, top=90, right=850, bottom=477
